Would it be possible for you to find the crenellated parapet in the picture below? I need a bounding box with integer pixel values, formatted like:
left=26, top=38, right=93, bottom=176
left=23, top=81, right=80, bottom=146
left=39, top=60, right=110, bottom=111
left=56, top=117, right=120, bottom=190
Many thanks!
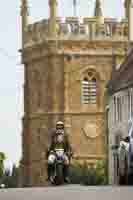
left=23, top=17, right=128, bottom=48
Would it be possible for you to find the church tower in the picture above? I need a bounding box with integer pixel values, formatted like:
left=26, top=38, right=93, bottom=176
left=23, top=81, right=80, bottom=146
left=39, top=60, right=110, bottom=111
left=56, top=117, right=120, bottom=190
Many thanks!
left=21, top=0, right=130, bottom=186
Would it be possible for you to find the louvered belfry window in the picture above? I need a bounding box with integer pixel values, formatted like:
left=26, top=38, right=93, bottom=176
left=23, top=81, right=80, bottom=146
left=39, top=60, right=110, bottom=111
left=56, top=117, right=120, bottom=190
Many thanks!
left=82, top=73, right=97, bottom=104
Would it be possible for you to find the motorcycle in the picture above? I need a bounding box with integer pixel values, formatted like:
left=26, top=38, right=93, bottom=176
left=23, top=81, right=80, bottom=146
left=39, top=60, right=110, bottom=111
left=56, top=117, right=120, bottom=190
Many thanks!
left=50, top=148, right=66, bottom=185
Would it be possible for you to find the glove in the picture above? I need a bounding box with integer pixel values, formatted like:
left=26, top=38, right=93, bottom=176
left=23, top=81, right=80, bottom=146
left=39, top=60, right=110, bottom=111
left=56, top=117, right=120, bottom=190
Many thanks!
left=67, top=151, right=73, bottom=158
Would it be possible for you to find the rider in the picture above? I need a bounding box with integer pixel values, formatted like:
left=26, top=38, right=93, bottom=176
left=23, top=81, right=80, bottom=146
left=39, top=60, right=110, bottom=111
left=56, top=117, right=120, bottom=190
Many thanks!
left=46, top=121, right=73, bottom=183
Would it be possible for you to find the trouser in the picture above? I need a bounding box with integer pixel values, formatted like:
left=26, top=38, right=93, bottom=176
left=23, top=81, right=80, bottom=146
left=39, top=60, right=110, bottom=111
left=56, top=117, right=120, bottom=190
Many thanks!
left=63, top=165, right=69, bottom=179
left=127, top=170, right=133, bottom=185
left=47, top=164, right=54, bottom=179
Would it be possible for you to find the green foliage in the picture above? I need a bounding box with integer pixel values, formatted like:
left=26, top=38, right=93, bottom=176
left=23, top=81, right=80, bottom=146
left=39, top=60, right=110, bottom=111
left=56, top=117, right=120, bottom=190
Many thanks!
left=0, top=152, right=6, bottom=179
left=69, top=160, right=108, bottom=185
left=0, top=152, right=6, bottom=161
left=94, top=160, right=107, bottom=185
left=69, top=163, right=83, bottom=184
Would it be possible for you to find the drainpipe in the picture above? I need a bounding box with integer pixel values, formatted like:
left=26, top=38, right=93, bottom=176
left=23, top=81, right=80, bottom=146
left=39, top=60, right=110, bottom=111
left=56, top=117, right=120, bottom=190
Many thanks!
left=105, top=105, right=110, bottom=184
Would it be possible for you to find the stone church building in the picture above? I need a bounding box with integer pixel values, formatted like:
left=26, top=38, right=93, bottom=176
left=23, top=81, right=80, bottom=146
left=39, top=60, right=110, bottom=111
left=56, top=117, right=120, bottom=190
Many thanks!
left=20, top=0, right=131, bottom=186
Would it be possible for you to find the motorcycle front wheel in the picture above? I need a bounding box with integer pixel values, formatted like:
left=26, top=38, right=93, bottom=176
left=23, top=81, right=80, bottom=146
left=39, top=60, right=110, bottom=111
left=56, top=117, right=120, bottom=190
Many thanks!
left=55, top=164, right=64, bottom=185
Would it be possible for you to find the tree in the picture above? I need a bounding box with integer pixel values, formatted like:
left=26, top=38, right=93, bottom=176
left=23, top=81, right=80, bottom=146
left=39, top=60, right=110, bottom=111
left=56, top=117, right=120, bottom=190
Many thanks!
left=0, top=152, right=6, bottom=179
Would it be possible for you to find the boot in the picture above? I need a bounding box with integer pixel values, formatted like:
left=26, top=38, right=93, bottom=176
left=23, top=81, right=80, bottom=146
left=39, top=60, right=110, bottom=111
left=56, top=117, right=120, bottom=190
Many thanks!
left=46, top=164, right=51, bottom=181
left=49, top=164, right=55, bottom=183
left=64, top=165, right=70, bottom=183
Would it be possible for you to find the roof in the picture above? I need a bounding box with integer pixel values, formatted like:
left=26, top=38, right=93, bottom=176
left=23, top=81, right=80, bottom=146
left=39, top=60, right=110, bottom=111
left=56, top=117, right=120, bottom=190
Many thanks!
left=107, top=46, right=133, bottom=95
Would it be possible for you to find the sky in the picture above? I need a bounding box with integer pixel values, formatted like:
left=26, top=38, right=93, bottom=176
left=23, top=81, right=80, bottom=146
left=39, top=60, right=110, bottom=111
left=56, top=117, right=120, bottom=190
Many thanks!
left=0, top=0, right=124, bottom=169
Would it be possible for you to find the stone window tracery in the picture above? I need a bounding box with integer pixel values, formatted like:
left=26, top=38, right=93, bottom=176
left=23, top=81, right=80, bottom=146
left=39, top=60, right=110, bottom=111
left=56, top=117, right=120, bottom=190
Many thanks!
left=82, top=72, right=97, bottom=104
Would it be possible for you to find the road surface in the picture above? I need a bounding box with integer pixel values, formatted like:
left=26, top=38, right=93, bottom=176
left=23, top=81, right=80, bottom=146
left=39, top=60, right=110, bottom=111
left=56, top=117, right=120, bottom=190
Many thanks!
left=0, top=185, right=133, bottom=200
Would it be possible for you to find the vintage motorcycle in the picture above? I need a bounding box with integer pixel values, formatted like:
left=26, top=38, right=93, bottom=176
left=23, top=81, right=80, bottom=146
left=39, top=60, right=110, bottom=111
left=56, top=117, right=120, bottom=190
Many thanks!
left=50, top=148, right=66, bottom=185
left=48, top=130, right=72, bottom=185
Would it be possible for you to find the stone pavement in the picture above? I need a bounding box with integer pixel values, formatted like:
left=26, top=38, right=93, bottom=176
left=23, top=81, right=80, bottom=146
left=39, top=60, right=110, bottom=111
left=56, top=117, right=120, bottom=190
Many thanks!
left=0, top=185, right=133, bottom=200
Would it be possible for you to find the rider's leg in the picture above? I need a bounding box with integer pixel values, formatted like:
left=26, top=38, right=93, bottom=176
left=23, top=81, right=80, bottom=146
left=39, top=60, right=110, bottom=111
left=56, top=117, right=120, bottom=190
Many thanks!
left=47, top=154, right=56, bottom=181
left=63, top=155, right=70, bottom=183
left=47, top=164, right=53, bottom=180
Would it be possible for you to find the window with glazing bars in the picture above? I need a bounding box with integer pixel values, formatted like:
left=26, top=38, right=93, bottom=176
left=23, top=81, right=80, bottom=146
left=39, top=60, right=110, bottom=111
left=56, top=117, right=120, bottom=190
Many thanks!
left=82, top=77, right=97, bottom=104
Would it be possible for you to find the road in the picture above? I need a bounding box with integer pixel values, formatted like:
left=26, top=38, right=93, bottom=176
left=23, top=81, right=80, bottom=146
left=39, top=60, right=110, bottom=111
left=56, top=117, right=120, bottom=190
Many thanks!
left=0, top=185, right=133, bottom=200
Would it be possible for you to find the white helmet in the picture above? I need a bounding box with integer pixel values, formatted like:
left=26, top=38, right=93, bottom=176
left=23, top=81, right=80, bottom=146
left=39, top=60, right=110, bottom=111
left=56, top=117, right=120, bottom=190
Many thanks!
left=56, top=121, right=64, bottom=129
left=56, top=121, right=64, bottom=126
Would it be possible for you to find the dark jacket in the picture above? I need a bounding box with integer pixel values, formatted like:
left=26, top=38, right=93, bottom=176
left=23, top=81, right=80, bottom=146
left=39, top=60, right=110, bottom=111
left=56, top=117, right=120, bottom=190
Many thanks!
left=46, top=128, right=73, bottom=158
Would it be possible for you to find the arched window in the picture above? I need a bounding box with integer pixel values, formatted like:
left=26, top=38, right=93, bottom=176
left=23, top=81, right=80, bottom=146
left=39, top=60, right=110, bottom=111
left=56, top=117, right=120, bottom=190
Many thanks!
left=82, top=72, right=97, bottom=104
